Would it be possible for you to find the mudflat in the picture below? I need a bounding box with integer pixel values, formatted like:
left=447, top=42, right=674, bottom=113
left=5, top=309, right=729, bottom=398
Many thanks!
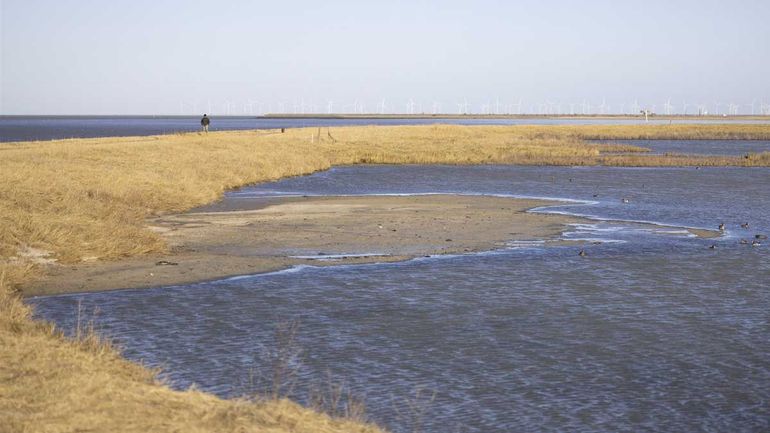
left=24, top=194, right=584, bottom=296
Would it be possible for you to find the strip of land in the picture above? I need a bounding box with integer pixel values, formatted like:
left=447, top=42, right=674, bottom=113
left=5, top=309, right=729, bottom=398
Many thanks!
left=261, top=113, right=770, bottom=121
left=1, top=123, right=768, bottom=433
left=24, top=195, right=585, bottom=296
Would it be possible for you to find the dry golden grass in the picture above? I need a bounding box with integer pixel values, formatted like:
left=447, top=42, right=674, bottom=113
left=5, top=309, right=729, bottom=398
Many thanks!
left=2, top=123, right=770, bottom=433
left=511, top=123, right=770, bottom=140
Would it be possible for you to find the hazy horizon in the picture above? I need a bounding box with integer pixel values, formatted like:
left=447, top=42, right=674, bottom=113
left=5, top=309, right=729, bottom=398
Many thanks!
left=2, top=0, right=770, bottom=115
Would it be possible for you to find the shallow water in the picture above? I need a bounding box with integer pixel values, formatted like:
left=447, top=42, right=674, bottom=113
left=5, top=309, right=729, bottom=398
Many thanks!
left=31, top=165, right=770, bottom=432
left=2, top=115, right=769, bottom=142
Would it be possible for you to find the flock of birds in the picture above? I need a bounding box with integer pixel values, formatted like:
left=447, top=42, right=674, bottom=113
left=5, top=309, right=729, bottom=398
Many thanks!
left=577, top=197, right=764, bottom=257
left=715, top=222, right=765, bottom=248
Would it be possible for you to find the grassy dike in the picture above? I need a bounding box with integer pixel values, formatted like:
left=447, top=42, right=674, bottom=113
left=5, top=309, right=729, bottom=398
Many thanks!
left=2, top=124, right=770, bottom=432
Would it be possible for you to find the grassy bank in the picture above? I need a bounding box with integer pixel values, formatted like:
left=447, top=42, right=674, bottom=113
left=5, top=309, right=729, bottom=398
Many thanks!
left=2, top=123, right=770, bottom=432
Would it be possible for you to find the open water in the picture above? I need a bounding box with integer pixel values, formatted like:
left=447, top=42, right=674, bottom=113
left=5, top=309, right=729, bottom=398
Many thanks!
left=31, top=165, right=770, bottom=432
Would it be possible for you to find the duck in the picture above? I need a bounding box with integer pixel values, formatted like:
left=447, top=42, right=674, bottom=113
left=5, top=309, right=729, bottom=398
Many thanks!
left=578, top=249, right=587, bottom=257
left=709, top=244, right=717, bottom=249
left=740, top=239, right=749, bottom=245
left=756, top=234, right=768, bottom=240
left=621, top=198, right=630, bottom=204
left=740, top=222, right=750, bottom=229
left=718, top=223, right=725, bottom=232
left=752, top=240, right=761, bottom=247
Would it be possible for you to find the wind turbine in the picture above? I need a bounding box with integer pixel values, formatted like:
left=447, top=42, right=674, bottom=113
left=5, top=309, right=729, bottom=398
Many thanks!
left=481, top=101, right=491, bottom=115
left=760, top=101, right=768, bottom=115
left=244, top=99, right=260, bottom=115
left=598, top=98, right=608, bottom=115
left=179, top=100, right=199, bottom=115
left=327, top=100, right=335, bottom=114
left=630, top=100, right=640, bottom=115
left=432, top=101, right=441, bottom=115
left=222, top=100, right=236, bottom=116
left=663, top=99, right=673, bottom=116
left=713, top=102, right=722, bottom=116
left=379, top=98, right=386, bottom=115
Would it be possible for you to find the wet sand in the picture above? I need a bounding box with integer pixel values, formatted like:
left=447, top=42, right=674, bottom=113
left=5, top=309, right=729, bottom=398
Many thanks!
left=24, top=195, right=584, bottom=296
left=23, top=194, right=720, bottom=297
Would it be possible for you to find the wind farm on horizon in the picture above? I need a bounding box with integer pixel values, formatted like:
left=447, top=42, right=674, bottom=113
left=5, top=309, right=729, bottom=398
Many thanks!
left=178, top=97, right=770, bottom=118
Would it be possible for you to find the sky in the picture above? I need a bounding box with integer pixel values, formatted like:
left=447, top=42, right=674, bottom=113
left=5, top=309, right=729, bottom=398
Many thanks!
left=2, top=0, right=769, bottom=115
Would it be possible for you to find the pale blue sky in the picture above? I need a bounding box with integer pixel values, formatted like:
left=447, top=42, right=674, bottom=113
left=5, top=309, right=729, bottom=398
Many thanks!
left=2, top=0, right=769, bottom=115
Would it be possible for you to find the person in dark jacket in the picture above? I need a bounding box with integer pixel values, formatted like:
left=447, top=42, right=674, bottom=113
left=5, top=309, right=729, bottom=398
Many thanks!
left=200, top=114, right=210, bottom=132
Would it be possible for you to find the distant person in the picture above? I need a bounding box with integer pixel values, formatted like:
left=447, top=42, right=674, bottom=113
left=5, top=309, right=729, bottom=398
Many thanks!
left=200, top=114, right=210, bottom=132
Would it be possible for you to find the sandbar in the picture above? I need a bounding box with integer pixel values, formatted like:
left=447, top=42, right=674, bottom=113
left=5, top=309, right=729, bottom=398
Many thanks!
left=23, top=194, right=719, bottom=297
left=24, top=195, right=583, bottom=296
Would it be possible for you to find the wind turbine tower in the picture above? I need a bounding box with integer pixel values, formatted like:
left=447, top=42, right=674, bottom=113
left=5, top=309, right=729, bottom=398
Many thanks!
left=664, top=99, right=673, bottom=116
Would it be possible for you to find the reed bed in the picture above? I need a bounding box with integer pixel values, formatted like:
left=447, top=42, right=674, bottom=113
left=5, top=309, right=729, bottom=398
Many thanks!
left=2, top=123, right=769, bottom=432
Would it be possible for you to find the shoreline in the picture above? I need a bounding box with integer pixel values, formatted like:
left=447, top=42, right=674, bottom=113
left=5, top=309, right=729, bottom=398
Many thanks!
left=23, top=193, right=721, bottom=298
left=23, top=194, right=585, bottom=297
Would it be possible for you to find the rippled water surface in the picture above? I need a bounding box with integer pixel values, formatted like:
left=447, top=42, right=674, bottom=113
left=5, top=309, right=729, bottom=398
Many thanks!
left=31, top=165, right=770, bottom=432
